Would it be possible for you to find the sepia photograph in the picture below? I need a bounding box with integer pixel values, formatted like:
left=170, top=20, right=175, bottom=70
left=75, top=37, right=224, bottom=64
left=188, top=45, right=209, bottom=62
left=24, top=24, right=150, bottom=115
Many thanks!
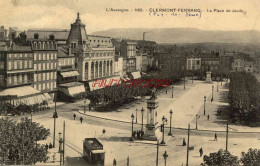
left=0, top=0, right=260, bottom=165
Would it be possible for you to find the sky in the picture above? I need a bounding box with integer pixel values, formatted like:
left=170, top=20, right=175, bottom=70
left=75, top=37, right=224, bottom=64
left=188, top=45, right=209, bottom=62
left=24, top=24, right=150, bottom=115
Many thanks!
left=0, top=0, right=260, bottom=34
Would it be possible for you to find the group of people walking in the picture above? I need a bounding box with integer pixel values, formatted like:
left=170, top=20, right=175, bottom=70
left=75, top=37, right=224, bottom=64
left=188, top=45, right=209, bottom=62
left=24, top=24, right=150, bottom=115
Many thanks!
left=73, top=113, right=83, bottom=123
left=133, top=130, right=144, bottom=139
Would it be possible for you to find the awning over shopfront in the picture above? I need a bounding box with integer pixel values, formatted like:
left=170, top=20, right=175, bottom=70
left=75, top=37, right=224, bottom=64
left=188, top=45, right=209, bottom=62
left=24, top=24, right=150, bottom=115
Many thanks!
left=60, top=71, right=79, bottom=78
left=129, top=71, right=141, bottom=79
left=43, top=93, right=52, bottom=100
left=58, top=82, right=85, bottom=97
left=88, top=76, right=121, bottom=91
left=0, top=86, right=48, bottom=106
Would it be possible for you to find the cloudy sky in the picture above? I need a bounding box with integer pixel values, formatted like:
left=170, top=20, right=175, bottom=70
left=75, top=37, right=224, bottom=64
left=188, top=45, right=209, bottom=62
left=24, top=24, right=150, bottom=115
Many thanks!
left=0, top=0, right=260, bottom=33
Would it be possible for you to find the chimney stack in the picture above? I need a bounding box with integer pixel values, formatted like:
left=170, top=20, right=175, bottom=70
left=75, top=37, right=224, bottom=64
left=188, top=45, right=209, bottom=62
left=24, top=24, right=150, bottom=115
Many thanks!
left=49, top=34, right=55, bottom=40
left=34, top=33, right=39, bottom=39
left=143, top=32, right=146, bottom=41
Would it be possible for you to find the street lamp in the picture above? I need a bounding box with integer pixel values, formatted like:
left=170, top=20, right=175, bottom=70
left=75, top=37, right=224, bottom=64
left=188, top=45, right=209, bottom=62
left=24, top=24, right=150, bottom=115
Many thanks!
left=195, top=114, right=200, bottom=130
left=163, top=150, right=168, bottom=166
left=204, top=96, right=206, bottom=116
left=84, top=100, right=86, bottom=113
left=171, top=85, right=173, bottom=98
left=141, top=108, right=144, bottom=132
left=161, top=116, right=168, bottom=144
left=168, top=110, right=173, bottom=136
left=212, top=85, right=214, bottom=101
left=217, top=81, right=219, bottom=92
left=53, top=108, right=58, bottom=148
left=129, top=113, right=135, bottom=141
left=58, top=132, right=63, bottom=166
left=136, top=109, right=138, bottom=124
left=30, top=110, right=33, bottom=124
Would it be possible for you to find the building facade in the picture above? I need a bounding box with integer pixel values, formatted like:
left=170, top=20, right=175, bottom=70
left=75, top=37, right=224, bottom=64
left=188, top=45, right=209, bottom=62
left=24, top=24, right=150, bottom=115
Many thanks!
left=186, top=57, right=201, bottom=70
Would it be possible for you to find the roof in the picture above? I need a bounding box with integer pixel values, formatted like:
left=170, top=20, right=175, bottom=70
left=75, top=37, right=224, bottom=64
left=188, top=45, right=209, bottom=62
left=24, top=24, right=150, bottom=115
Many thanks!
left=26, top=30, right=69, bottom=40
left=7, top=45, right=32, bottom=52
left=84, top=138, right=103, bottom=150
left=0, top=86, right=41, bottom=98
left=58, top=46, right=70, bottom=57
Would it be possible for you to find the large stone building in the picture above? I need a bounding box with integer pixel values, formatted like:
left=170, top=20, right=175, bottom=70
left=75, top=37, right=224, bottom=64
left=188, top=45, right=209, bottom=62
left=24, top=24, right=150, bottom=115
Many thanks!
left=67, top=13, right=118, bottom=92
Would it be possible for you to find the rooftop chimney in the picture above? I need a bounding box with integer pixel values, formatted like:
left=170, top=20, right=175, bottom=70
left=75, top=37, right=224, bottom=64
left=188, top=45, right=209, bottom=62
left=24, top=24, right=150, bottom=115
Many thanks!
left=143, top=32, right=146, bottom=41
left=49, top=34, right=55, bottom=40
left=34, top=33, right=39, bottom=39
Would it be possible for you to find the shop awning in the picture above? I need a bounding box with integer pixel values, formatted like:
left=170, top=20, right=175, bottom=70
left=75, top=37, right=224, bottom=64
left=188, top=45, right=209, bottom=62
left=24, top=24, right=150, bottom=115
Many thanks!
left=0, top=86, right=41, bottom=98
left=58, top=82, right=85, bottom=97
left=43, top=93, right=52, bottom=100
left=60, top=71, right=79, bottom=78
left=89, top=76, right=121, bottom=91
left=0, top=86, right=48, bottom=106
left=129, top=71, right=141, bottom=79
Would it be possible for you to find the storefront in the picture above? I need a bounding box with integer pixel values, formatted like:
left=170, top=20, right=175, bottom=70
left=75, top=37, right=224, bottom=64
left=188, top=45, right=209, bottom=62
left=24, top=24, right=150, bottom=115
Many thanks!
left=0, top=86, right=48, bottom=107
left=58, top=82, right=86, bottom=101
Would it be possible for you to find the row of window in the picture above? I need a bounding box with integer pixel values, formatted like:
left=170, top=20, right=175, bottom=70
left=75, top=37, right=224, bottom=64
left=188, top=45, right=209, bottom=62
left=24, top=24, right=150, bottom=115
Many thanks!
left=7, top=73, right=33, bottom=86
left=58, top=58, right=75, bottom=67
left=7, top=60, right=33, bottom=70
left=34, top=62, right=57, bottom=71
left=7, top=53, right=33, bottom=59
left=34, top=53, right=57, bottom=61
left=32, top=41, right=57, bottom=50
left=34, top=81, right=56, bottom=91
left=34, top=72, right=56, bottom=82
left=89, top=39, right=111, bottom=43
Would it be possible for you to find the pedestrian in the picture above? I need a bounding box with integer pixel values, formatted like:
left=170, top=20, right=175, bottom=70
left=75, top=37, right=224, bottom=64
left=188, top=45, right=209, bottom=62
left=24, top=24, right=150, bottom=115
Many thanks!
left=199, top=147, right=203, bottom=157
left=113, top=159, right=117, bottom=166
left=207, top=114, right=209, bottom=120
left=214, top=133, right=218, bottom=141
left=89, top=104, right=91, bottom=112
left=219, top=109, right=222, bottom=116
left=102, top=129, right=106, bottom=136
left=211, top=98, right=213, bottom=103
left=80, top=117, right=83, bottom=124
left=45, top=143, right=49, bottom=150
left=73, top=113, right=76, bottom=120
left=166, top=90, right=167, bottom=94
left=49, top=143, right=53, bottom=149
left=183, top=138, right=186, bottom=146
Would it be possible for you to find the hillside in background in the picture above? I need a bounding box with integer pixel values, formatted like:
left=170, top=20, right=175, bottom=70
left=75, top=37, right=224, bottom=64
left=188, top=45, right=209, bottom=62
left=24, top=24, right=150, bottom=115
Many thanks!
left=92, top=28, right=260, bottom=44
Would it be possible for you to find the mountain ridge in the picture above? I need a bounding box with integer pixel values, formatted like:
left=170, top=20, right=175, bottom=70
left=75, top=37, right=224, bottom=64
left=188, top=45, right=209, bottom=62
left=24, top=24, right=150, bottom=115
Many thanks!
left=92, top=28, right=260, bottom=43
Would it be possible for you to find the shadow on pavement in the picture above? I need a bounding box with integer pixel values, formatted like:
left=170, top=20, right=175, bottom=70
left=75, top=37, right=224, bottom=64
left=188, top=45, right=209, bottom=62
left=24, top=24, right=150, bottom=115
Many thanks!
left=65, top=156, right=96, bottom=166
left=99, top=136, right=131, bottom=142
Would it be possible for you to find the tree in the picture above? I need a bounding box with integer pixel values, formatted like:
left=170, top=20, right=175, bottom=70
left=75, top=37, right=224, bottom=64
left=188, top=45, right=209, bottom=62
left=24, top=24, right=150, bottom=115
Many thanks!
left=0, top=117, right=50, bottom=165
left=240, top=148, right=260, bottom=165
left=202, top=149, right=239, bottom=166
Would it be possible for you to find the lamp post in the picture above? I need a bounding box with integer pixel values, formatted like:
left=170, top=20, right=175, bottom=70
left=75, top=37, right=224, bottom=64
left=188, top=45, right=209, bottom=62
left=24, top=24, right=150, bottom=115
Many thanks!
left=130, top=113, right=135, bottom=141
left=196, top=114, right=200, bottom=130
left=156, top=140, right=159, bottom=166
left=217, top=81, right=219, bottom=92
left=161, top=116, right=168, bottom=144
left=135, top=109, right=138, bottom=124
left=204, top=96, right=206, bottom=116
left=84, top=100, right=86, bottom=113
left=168, top=110, right=173, bottom=136
left=141, top=108, right=144, bottom=132
left=53, top=91, right=58, bottom=148
left=171, top=85, right=173, bottom=98
left=212, top=85, right=214, bottom=101
left=163, top=150, right=168, bottom=166
left=30, top=110, right=33, bottom=124
left=58, top=132, right=63, bottom=166
left=53, top=112, right=58, bottom=148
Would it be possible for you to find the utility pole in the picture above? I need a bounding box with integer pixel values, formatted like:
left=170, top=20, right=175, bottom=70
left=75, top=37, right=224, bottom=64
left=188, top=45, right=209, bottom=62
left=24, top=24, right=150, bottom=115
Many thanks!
left=63, top=121, right=65, bottom=165
left=156, top=140, right=159, bottom=166
left=226, top=123, right=228, bottom=151
left=186, top=124, right=190, bottom=166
